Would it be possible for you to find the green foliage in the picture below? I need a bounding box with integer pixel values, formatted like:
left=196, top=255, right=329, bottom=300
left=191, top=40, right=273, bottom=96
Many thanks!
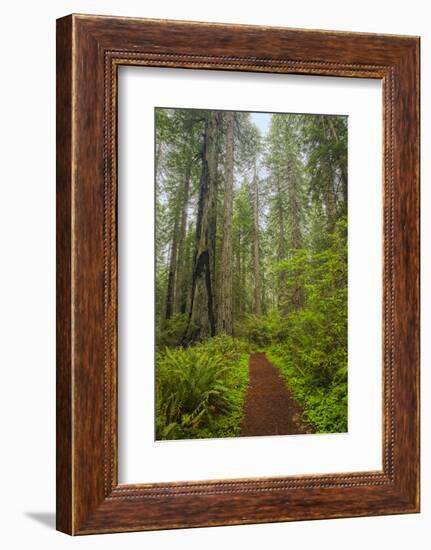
left=156, top=313, right=190, bottom=349
left=268, top=349, right=347, bottom=433
left=303, top=114, right=348, bottom=219
left=235, top=312, right=286, bottom=348
left=235, top=218, right=347, bottom=433
left=267, top=219, right=347, bottom=432
left=156, top=336, right=250, bottom=440
left=155, top=107, right=349, bottom=439
left=232, top=181, right=254, bottom=318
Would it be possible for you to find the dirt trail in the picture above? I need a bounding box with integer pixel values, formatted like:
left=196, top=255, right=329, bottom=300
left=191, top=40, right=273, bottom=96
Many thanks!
left=240, top=352, right=310, bottom=437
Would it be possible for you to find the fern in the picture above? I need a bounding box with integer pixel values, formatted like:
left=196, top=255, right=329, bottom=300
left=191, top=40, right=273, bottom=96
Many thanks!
left=155, top=337, right=250, bottom=440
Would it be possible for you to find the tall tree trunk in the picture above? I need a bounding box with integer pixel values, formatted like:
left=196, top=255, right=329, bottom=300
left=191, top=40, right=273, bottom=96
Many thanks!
left=164, top=206, right=180, bottom=320
left=326, top=116, right=348, bottom=212
left=340, top=167, right=348, bottom=212
left=275, top=174, right=288, bottom=314
left=186, top=112, right=219, bottom=341
left=235, top=229, right=243, bottom=318
left=321, top=118, right=338, bottom=230
left=252, top=165, right=262, bottom=316
left=183, top=223, right=194, bottom=317
left=241, top=241, right=247, bottom=314
left=210, top=126, right=221, bottom=324
left=287, top=159, right=303, bottom=309
left=217, top=112, right=234, bottom=335
left=174, top=157, right=192, bottom=314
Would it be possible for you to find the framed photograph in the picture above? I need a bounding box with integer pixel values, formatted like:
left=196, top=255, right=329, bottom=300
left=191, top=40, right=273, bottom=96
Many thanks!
left=56, top=14, right=420, bottom=534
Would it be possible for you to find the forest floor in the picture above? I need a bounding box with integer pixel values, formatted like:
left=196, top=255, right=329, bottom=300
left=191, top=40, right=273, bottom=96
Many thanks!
left=240, top=352, right=312, bottom=437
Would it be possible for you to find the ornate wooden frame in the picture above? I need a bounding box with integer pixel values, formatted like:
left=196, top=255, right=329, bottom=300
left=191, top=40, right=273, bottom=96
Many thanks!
left=56, top=14, right=420, bottom=535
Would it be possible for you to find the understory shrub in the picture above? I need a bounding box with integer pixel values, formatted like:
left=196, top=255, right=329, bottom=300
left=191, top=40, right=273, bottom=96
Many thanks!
left=156, top=335, right=250, bottom=440
left=267, top=348, right=347, bottom=433
left=255, top=219, right=348, bottom=433
left=235, top=312, right=287, bottom=348
left=156, top=313, right=190, bottom=348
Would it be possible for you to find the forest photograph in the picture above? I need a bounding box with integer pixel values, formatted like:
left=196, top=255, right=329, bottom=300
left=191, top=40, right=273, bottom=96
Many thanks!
left=155, top=107, right=348, bottom=441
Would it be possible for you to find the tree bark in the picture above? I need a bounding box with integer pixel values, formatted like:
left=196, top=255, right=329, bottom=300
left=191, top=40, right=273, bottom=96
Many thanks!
left=186, top=112, right=219, bottom=341
left=275, top=174, right=288, bottom=314
left=252, top=165, right=262, bottom=316
left=164, top=205, right=180, bottom=321
left=217, top=112, right=234, bottom=335
left=234, top=227, right=243, bottom=319
left=321, top=117, right=338, bottom=230
left=287, top=159, right=303, bottom=309
left=174, top=156, right=192, bottom=314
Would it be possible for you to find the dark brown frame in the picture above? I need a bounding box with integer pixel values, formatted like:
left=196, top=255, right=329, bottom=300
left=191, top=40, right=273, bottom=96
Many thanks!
left=56, top=14, right=420, bottom=535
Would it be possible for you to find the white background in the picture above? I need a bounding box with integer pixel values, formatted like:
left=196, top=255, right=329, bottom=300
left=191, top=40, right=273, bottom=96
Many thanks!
left=119, top=67, right=382, bottom=483
left=0, top=0, right=428, bottom=548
